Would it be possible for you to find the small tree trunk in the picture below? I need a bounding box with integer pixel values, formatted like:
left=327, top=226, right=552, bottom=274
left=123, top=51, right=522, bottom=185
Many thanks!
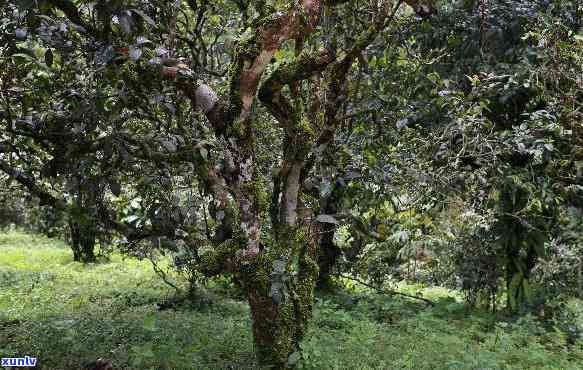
left=68, top=218, right=96, bottom=263
left=69, top=219, right=82, bottom=262
left=506, top=247, right=519, bottom=310
left=316, top=184, right=341, bottom=290
left=316, top=225, right=339, bottom=290
left=506, top=237, right=537, bottom=311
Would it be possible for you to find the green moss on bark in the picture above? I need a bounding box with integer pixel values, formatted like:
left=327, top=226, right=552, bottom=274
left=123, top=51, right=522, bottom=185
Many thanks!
left=198, top=240, right=239, bottom=277
left=239, top=225, right=319, bottom=367
left=240, top=173, right=269, bottom=213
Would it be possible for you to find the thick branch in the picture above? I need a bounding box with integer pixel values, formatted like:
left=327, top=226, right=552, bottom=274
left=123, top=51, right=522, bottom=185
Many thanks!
left=0, top=159, right=67, bottom=209
left=228, top=0, right=324, bottom=128
left=317, top=0, right=403, bottom=149
left=259, top=48, right=334, bottom=126
left=161, top=67, right=227, bottom=135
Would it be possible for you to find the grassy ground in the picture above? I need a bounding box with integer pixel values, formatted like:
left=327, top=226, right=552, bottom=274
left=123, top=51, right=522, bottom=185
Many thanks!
left=0, top=231, right=582, bottom=369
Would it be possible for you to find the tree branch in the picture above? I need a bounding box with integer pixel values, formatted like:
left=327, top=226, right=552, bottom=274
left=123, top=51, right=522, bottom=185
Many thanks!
left=339, top=274, right=435, bottom=306
left=0, top=159, right=67, bottom=209
left=259, top=48, right=335, bottom=126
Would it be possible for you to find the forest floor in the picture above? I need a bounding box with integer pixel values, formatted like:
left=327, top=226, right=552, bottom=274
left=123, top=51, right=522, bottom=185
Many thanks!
left=0, top=231, right=582, bottom=369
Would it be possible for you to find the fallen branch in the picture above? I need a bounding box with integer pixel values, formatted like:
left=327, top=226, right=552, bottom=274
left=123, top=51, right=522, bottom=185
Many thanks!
left=338, top=274, right=435, bottom=306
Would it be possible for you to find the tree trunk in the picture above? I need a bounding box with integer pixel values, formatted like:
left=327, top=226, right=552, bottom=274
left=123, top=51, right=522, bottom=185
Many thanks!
left=316, top=223, right=339, bottom=290
left=241, top=227, right=319, bottom=367
left=69, top=218, right=81, bottom=262
left=505, top=220, right=541, bottom=311
left=316, top=194, right=340, bottom=289
left=80, top=224, right=96, bottom=262
left=247, top=286, right=312, bottom=367
left=69, top=218, right=96, bottom=263
left=505, top=254, right=518, bottom=310
left=316, top=184, right=342, bottom=290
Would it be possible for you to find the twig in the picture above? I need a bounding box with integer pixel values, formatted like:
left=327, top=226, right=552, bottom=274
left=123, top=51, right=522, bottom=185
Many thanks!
left=148, top=255, right=182, bottom=294
left=338, top=274, right=435, bottom=306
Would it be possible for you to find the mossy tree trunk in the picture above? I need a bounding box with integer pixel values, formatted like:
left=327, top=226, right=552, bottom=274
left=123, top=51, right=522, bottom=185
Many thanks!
left=198, top=224, right=320, bottom=366
left=243, top=226, right=319, bottom=366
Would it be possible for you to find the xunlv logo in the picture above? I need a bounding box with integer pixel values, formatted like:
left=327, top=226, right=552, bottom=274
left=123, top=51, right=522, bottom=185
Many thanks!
left=1, top=356, right=37, bottom=367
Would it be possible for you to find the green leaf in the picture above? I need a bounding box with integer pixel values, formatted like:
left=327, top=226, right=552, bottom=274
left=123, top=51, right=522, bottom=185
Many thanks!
left=124, top=215, right=140, bottom=224
left=11, top=53, right=35, bottom=62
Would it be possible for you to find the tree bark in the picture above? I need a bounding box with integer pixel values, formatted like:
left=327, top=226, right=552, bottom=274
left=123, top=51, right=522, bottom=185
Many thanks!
left=243, top=225, right=319, bottom=367
left=316, top=224, right=339, bottom=289
left=316, top=184, right=342, bottom=290
left=68, top=183, right=97, bottom=263
left=198, top=225, right=319, bottom=367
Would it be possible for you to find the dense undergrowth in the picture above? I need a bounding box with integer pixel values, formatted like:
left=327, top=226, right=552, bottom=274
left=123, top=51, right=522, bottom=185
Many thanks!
left=1, top=231, right=581, bottom=369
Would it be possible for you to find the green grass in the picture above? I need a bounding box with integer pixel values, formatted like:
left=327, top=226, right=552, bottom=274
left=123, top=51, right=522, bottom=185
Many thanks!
left=0, top=231, right=582, bottom=369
